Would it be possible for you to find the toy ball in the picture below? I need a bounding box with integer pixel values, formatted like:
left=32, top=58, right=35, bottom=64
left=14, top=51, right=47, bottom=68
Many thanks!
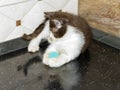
left=48, top=52, right=60, bottom=58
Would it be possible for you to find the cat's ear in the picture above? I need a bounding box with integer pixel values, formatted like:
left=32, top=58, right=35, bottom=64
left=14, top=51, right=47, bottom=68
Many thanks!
left=61, top=18, right=69, bottom=24
left=58, top=10, right=62, bottom=12
left=44, top=12, right=54, bottom=18
left=44, top=10, right=62, bottom=18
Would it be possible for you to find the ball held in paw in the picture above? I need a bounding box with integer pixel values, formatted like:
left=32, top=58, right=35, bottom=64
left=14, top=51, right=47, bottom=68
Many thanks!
left=48, top=52, right=60, bottom=58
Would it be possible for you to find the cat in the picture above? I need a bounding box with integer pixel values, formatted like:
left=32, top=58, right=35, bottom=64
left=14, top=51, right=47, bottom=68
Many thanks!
left=22, top=11, right=92, bottom=67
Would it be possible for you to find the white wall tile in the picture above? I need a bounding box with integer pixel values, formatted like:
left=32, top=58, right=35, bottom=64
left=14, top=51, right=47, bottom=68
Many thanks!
left=22, top=1, right=57, bottom=32
left=0, top=14, right=16, bottom=43
left=0, top=0, right=33, bottom=6
left=0, top=0, right=78, bottom=42
left=0, top=0, right=37, bottom=20
left=37, top=1, right=57, bottom=12
left=22, top=3, right=45, bottom=31
left=62, top=0, right=78, bottom=15
left=5, top=26, right=31, bottom=41
left=43, top=0, right=69, bottom=10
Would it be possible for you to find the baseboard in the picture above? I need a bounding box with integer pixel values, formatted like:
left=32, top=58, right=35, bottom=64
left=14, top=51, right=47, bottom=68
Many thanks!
left=0, top=38, right=49, bottom=56
left=0, top=38, right=29, bottom=56
left=92, top=28, right=120, bottom=50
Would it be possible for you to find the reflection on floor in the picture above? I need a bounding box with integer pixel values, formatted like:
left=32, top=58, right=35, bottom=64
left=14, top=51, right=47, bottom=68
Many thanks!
left=0, top=40, right=120, bottom=90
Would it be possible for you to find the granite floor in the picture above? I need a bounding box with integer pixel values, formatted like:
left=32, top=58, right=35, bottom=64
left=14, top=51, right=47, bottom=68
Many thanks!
left=0, top=40, right=120, bottom=90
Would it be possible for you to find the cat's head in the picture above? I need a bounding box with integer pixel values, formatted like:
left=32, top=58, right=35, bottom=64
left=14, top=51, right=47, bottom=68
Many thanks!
left=44, top=11, right=68, bottom=38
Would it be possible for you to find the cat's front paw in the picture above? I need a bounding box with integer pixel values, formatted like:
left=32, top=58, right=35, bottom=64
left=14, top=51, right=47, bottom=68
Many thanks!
left=43, top=54, right=67, bottom=68
left=48, top=58, right=62, bottom=67
left=28, top=41, right=39, bottom=53
left=43, top=52, right=61, bottom=67
left=42, top=53, right=49, bottom=65
left=28, top=45, right=39, bottom=53
left=43, top=56, right=59, bottom=67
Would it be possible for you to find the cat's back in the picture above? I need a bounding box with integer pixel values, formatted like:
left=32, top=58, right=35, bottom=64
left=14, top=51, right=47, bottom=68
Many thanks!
left=53, top=12, right=90, bottom=31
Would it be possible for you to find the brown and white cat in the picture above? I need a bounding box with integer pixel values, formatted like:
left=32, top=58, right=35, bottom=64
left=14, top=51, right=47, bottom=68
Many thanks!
left=22, top=11, right=92, bottom=67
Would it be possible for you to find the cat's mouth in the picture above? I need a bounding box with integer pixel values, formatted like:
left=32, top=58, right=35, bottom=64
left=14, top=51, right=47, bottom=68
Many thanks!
left=51, top=28, right=58, bottom=33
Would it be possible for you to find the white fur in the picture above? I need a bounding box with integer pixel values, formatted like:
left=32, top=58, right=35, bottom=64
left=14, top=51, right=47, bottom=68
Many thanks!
left=53, top=19, right=62, bottom=29
left=28, top=20, right=85, bottom=67
left=28, top=21, right=50, bottom=52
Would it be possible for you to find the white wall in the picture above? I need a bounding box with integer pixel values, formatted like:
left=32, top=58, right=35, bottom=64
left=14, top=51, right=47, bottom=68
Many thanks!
left=0, top=0, right=78, bottom=43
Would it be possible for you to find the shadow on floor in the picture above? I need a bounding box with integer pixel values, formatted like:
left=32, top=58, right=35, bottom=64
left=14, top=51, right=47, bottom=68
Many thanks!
left=0, top=40, right=119, bottom=90
left=17, top=42, right=90, bottom=90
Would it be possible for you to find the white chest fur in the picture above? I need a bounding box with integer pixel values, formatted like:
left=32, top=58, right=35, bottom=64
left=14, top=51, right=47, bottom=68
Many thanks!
left=48, top=25, right=85, bottom=45
left=43, top=25, right=85, bottom=67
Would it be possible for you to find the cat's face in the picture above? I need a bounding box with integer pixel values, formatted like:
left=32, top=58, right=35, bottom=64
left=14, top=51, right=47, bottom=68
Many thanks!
left=44, top=11, right=68, bottom=38
left=49, top=18, right=67, bottom=38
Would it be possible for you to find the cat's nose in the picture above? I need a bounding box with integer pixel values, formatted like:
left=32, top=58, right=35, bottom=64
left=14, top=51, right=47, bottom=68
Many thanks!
left=52, top=28, right=57, bottom=32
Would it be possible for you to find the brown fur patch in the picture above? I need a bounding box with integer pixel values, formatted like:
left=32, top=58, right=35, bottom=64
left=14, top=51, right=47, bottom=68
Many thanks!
left=49, top=19, right=67, bottom=38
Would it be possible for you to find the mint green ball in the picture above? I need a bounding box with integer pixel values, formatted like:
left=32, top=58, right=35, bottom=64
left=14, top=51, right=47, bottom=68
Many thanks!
left=48, top=52, right=60, bottom=58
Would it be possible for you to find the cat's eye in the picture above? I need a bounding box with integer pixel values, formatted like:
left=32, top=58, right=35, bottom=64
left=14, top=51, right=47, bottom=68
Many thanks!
left=55, top=21, right=60, bottom=25
left=53, top=20, right=62, bottom=29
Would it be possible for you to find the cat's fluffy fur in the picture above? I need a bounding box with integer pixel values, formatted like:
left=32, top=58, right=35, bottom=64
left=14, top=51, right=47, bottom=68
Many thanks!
left=23, top=11, right=92, bottom=67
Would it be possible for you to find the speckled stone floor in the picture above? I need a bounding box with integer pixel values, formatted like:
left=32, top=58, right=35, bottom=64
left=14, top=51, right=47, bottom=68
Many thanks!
left=0, top=40, right=120, bottom=90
